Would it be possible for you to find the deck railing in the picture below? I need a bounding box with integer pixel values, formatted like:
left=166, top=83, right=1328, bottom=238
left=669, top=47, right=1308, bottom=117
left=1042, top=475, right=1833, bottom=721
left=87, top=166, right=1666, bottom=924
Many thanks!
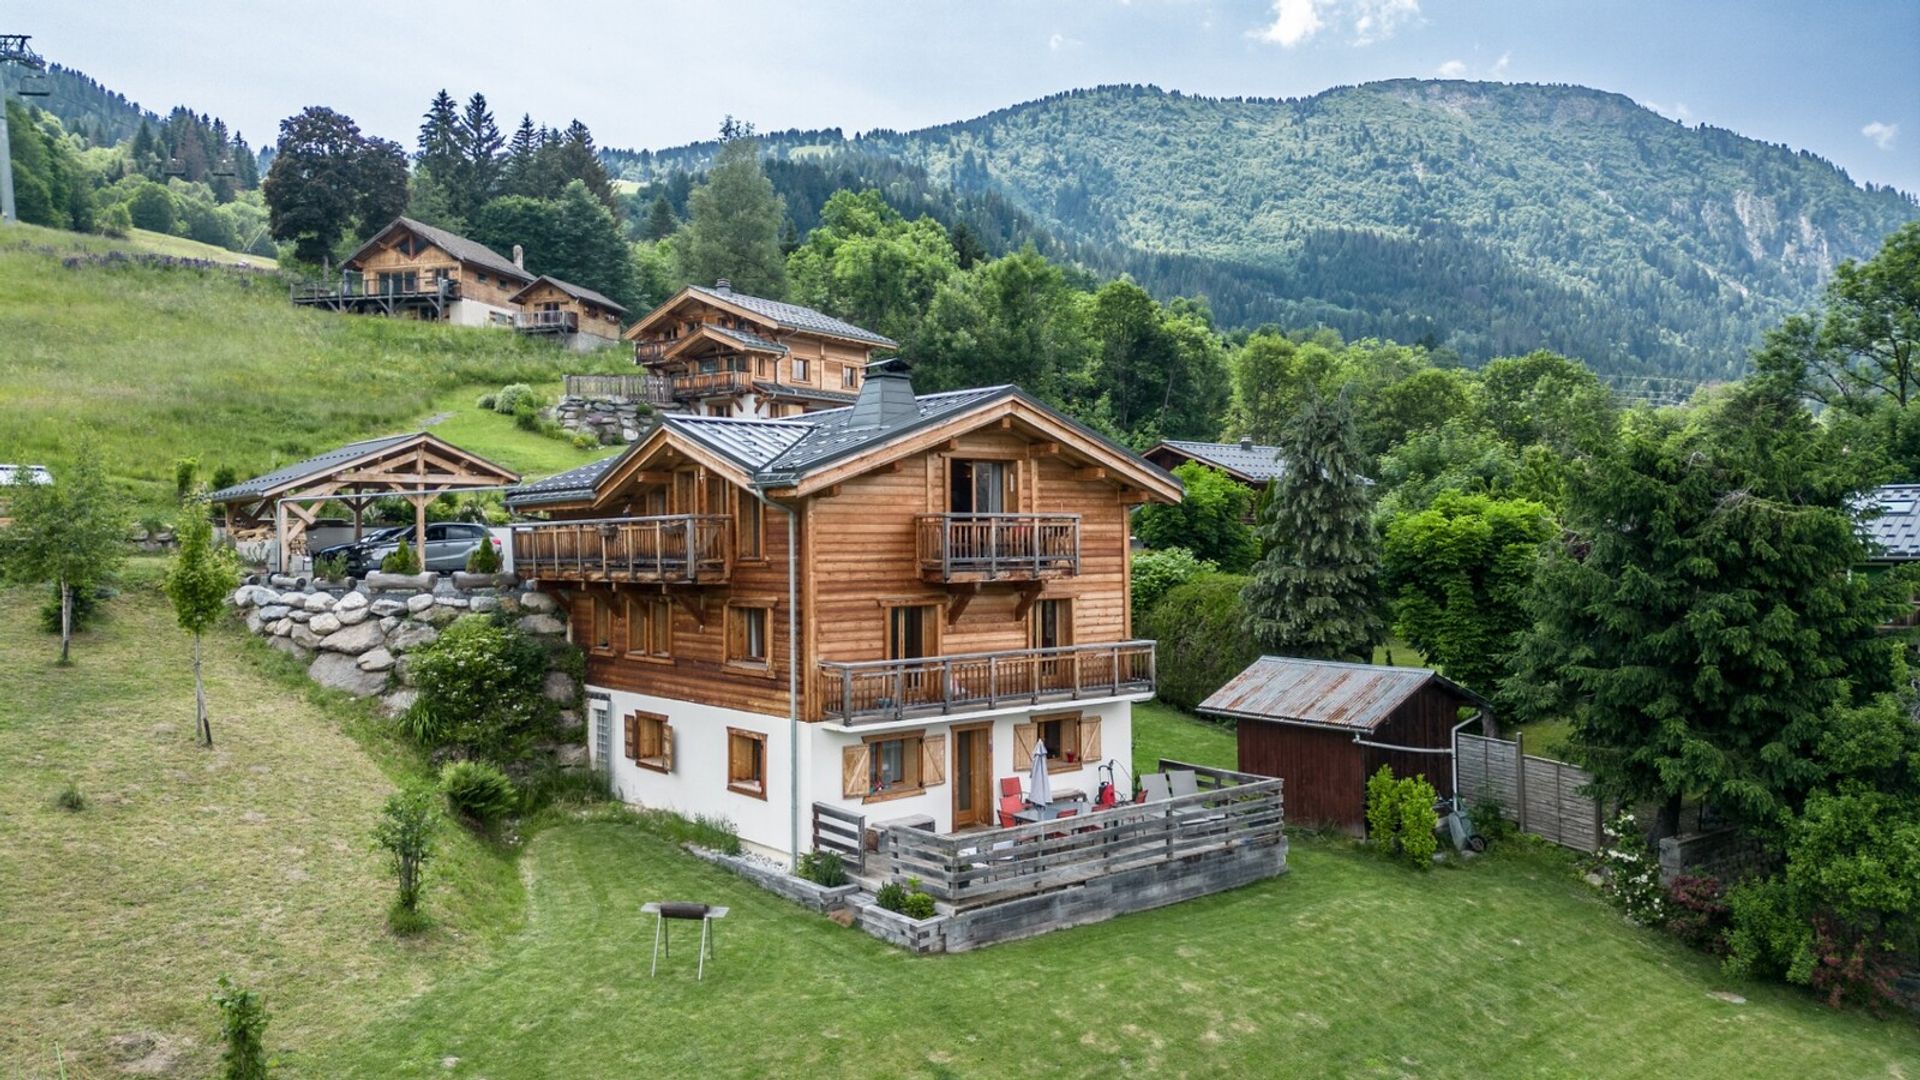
left=818, top=640, right=1155, bottom=725
left=510, top=515, right=731, bottom=584
left=666, top=369, right=753, bottom=399
left=915, top=513, right=1080, bottom=581
left=289, top=279, right=459, bottom=304
left=881, top=760, right=1283, bottom=905
left=514, top=310, right=579, bottom=333
left=633, top=335, right=684, bottom=362
left=563, top=374, right=653, bottom=399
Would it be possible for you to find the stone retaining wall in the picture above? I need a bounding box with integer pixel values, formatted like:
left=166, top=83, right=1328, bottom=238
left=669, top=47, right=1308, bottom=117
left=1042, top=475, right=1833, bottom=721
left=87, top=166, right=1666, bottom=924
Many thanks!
left=1657, top=826, right=1774, bottom=887
left=228, top=572, right=585, bottom=768
left=550, top=395, right=651, bottom=445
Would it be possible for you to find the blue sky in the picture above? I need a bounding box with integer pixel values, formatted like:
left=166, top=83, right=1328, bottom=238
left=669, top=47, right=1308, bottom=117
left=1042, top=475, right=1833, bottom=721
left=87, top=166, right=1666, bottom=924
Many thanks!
left=33, top=0, right=1920, bottom=192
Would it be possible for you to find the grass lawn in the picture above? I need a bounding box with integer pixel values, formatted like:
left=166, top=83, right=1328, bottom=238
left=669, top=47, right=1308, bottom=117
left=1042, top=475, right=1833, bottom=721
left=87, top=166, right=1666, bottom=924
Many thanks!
left=7, top=579, right=1916, bottom=1078
left=414, top=383, right=620, bottom=481
left=125, top=227, right=280, bottom=269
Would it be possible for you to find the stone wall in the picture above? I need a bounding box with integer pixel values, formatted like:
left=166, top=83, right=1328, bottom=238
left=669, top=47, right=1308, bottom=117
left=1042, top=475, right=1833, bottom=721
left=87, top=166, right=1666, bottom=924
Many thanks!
left=1657, top=826, right=1774, bottom=887
left=228, top=572, right=586, bottom=769
left=550, top=395, right=651, bottom=445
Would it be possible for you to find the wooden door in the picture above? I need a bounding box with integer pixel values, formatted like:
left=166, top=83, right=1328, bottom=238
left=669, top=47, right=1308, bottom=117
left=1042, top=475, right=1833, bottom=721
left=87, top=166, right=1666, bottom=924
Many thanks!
left=951, top=724, right=992, bottom=829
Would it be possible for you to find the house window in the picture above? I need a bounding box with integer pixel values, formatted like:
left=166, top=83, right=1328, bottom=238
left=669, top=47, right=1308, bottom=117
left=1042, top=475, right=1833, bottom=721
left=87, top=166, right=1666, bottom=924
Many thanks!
left=1019, top=711, right=1098, bottom=772
left=842, top=364, right=858, bottom=389
left=889, top=604, right=936, bottom=662
left=844, top=731, right=946, bottom=802
left=625, top=596, right=671, bottom=658
left=1030, top=598, right=1072, bottom=650
left=792, top=357, right=810, bottom=383
left=591, top=594, right=613, bottom=652
left=950, top=459, right=1014, bottom=513
left=737, top=490, right=763, bottom=560
left=728, top=605, right=770, bottom=667
left=625, top=711, right=672, bottom=773
left=727, top=727, right=767, bottom=798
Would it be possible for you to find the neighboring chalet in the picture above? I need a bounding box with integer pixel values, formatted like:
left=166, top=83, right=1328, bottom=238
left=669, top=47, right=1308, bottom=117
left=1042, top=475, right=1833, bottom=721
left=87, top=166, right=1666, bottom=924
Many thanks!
left=291, top=217, right=535, bottom=327
left=1859, top=483, right=1920, bottom=566
left=624, top=280, right=899, bottom=419
left=1200, top=657, right=1490, bottom=834
left=508, top=275, right=627, bottom=351
left=504, top=360, right=1181, bottom=858
left=1145, top=438, right=1286, bottom=494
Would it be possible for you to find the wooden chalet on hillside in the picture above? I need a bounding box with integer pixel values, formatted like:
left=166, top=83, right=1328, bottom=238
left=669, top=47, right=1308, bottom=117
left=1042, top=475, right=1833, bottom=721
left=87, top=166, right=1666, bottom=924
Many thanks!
left=504, top=359, right=1182, bottom=858
left=623, top=280, right=899, bottom=419
left=509, top=275, right=627, bottom=349
left=291, top=217, right=535, bottom=327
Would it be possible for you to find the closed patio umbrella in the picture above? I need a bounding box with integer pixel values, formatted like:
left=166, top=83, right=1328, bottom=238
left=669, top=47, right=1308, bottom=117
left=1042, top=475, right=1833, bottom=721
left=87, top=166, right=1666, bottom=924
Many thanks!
left=1028, top=738, right=1052, bottom=808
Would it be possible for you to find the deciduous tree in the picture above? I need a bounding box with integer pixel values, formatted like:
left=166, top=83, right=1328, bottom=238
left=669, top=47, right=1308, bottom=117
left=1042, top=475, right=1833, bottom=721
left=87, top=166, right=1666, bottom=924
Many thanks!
left=676, top=136, right=788, bottom=298
left=164, top=508, right=239, bottom=747
left=0, top=440, right=127, bottom=665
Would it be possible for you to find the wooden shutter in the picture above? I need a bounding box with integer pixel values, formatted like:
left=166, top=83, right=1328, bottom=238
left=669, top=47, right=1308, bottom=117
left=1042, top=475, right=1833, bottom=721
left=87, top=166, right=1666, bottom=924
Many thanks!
left=660, top=721, right=674, bottom=773
left=1080, top=716, right=1102, bottom=764
left=1013, top=722, right=1037, bottom=766
left=842, top=743, right=870, bottom=799
left=624, top=713, right=638, bottom=761
left=921, top=734, right=946, bottom=787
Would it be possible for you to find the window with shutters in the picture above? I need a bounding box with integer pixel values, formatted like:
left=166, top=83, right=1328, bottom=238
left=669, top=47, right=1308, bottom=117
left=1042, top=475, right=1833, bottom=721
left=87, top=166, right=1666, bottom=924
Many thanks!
left=1017, top=712, right=1099, bottom=773
left=625, top=596, right=671, bottom=659
left=726, top=727, right=766, bottom=798
left=844, top=731, right=945, bottom=803
left=625, top=711, right=672, bottom=773
left=726, top=603, right=771, bottom=669
left=591, top=594, right=613, bottom=653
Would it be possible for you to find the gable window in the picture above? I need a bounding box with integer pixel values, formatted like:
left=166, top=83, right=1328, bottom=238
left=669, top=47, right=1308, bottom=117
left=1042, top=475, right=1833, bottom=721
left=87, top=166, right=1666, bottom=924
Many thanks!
left=728, top=604, right=771, bottom=667
left=737, top=490, right=763, bottom=560
left=624, top=711, right=673, bottom=773
left=842, top=364, right=859, bottom=389
left=727, top=727, right=767, bottom=798
left=591, top=594, right=613, bottom=653
left=950, top=460, right=1015, bottom=513
left=626, top=596, right=671, bottom=658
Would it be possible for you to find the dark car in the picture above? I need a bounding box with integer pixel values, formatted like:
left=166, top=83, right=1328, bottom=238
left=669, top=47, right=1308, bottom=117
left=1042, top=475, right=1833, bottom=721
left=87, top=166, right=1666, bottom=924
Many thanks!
left=316, top=523, right=499, bottom=574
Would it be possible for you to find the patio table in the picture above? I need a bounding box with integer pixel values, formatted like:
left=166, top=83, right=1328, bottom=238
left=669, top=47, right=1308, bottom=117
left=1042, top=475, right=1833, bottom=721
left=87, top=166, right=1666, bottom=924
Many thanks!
left=1012, top=796, right=1089, bottom=824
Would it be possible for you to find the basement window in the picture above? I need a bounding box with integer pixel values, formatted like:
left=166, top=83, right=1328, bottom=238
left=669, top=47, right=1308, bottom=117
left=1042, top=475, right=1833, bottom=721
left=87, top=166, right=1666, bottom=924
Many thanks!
left=727, top=727, right=767, bottom=799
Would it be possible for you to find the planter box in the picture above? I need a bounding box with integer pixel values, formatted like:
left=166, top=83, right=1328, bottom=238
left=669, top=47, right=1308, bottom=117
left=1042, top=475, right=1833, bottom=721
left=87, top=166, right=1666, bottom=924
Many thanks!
left=686, top=846, right=860, bottom=914
left=268, top=574, right=308, bottom=590
left=857, top=902, right=948, bottom=954
left=363, top=571, right=437, bottom=592
left=452, top=571, right=517, bottom=591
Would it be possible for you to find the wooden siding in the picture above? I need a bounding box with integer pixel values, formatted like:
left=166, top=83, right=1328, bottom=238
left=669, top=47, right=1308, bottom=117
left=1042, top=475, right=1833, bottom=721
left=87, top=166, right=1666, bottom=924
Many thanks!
left=515, top=280, right=622, bottom=337
left=350, top=239, right=526, bottom=310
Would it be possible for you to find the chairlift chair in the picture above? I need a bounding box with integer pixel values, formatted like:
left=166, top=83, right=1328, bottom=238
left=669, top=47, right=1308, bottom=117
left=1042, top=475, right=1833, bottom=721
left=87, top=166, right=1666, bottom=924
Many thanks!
left=16, top=71, right=49, bottom=97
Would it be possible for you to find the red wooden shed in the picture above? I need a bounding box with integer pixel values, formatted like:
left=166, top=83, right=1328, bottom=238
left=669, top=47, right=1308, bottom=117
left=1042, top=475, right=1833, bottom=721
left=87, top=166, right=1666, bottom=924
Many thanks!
left=1199, top=657, right=1491, bottom=834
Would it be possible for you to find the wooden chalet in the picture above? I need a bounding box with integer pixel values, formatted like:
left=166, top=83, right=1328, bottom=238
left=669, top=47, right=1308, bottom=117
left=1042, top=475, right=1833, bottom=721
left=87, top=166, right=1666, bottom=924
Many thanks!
left=622, top=280, right=899, bottom=419
left=207, top=433, right=519, bottom=569
left=1144, top=438, right=1286, bottom=493
left=1200, top=657, right=1489, bottom=834
left=509, top=275, right=627, bottom=349
left=290, top=217, right=535, bottom=327
left=505, top=360, right=1183, bottom=858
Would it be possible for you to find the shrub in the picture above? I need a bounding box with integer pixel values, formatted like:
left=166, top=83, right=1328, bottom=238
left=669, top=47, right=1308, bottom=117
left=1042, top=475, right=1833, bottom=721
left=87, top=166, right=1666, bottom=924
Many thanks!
left=1130, top=546, right=1217, bottom=627
left=311, top=552, right=349, bottom=582
left=690, top=814, right=742, bottom=856
left=379, top=539, right=420, bottom=575
left=512, top=400, right=541, bottom=431
left=1133, top=462, right=1258, bottom=571
left=1142, top=573, right=1260, bottom=711
left=796, top=850, right=849, bottom=887
left=1364, top=765, right=1439, bottom=868
left=475, top=392, right=497, bottom=410
left=901, top=890, right=937, bottom=920
left=405, top=615, right=553, bottom=763
left=372, top=783, right=439, bottom=920
left=174, top=457, right=198, bottom=502
left=39, top=581, right=106, bottom=635
left=439, top=759, right=518, bottom=828
left=99, top=200, right=133, bottom=238
left=1468, top=792, right=1517, bottom=842
left=492, top=383, right=537, bottom=414
left=54, top=781, right=86, bottom=812
left=874, top=881, right=908, bottom=913
left=209, top=975, right=270, bottom=1080
left=210, top=465, right=238, bottom=494
left=571, top=432, right=598, bottom=450
left=1598, top=812, right=1669, bottom=925
left=1667, top=874, right=1732, bottom=954
left=464, top=537, right=501, bottom=574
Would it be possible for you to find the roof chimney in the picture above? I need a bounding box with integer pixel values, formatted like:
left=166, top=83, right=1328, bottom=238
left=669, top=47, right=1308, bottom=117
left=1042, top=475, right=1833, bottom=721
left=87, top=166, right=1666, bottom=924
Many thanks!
left=512, top=244, right=524, bottom=270
left=1240, top=438, right=1254, bottom=451
left=848, top=357, right=917, bottom=429
left=714, top=278, right=732, bottom=293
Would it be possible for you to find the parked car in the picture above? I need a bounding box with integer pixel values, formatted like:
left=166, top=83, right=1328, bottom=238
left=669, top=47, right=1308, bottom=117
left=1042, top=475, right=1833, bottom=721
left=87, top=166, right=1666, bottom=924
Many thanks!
left=315, top=523, right=499, bottom=574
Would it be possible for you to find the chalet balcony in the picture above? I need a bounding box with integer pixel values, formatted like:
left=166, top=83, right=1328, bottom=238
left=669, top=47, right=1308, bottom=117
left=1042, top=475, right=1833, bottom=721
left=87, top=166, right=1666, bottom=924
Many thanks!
left=290, top=279, right=460, bottom=315
left=666, top=369, right=753, bottom=400
left=916, top=513, right=1080, bottom=583
left=632, top=335, right=683, bottom=363
left=818, top=640, right=1156, bottom=726
left=514, top=310, right=580, bottom=334
left=510, top=515, right=730, bottom=585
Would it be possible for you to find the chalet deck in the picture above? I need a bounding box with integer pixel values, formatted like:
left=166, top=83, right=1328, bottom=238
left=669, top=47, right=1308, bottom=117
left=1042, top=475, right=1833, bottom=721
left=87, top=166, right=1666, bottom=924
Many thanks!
left=513, top=310, right=580, bottom=335
left=510, top=515, right=730, bottom=584
left=915, top=513, right=1080, bottom=582
left=290, top=279, right=459, bottom=318
left=818, top=640, right=1156, bottom=726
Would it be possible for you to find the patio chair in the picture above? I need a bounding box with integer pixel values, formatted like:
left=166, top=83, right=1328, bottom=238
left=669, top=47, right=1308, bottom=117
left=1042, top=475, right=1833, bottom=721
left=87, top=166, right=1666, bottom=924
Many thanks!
left=1167, top=770, right=1200, bottom=799
left=999, top=777, right=1025, bottom=801
left=997, top=794, right=1026, bottom=828
left=1138, top=772, right=1172, bottom=803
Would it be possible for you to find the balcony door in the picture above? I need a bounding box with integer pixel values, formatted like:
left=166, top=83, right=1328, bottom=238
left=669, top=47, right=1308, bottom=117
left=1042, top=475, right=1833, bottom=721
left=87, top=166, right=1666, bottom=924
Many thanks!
left=952, top=723, right=992, bottom=829
left=889, top=604, right=939, bottom=709
left=949, top=460, right=1014, bottom=514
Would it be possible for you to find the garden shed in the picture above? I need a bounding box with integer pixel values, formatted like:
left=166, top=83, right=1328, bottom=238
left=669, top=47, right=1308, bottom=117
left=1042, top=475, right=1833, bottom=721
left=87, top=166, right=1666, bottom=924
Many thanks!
left=1199, top=657, right=1491, bottom=834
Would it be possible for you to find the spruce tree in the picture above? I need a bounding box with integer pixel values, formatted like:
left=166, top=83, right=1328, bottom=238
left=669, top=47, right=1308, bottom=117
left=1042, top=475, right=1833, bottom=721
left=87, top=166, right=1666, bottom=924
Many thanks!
left=1242, top=385, right=1383, bottom=660
left=642, top=194, right=676, bottom=241
left=416, top=90, right=461, bottom=177
left=676, top=137, right=787, bottom=298
left=456, top=92, right=504, bottom=219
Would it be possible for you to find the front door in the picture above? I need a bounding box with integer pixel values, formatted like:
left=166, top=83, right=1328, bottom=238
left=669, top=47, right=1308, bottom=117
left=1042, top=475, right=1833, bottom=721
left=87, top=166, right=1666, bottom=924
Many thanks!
left=952, top=724, right=993, bottom=829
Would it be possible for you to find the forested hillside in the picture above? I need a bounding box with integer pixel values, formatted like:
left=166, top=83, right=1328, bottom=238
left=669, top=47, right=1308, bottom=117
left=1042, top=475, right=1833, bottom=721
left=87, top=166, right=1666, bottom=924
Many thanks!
left=607, top=82, right=1917, bottom=378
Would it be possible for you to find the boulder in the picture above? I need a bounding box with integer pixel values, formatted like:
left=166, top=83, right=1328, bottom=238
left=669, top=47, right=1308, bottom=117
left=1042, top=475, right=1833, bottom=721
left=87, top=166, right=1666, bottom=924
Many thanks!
left=553, top=744, right=589, bottom=768
left=379, top=688, right=418, bottom=718
left=370, top=599, right=408, bottom=618
left=555, top=708, right=583, bottom=733
left=289, top=624, right=324, bottom=650
left=517, top=613, right=566, bottom=636
left=518, top=590, right=557, bottom=613
left=288, top=609, right=311, bottom=624
left=406, top=593, right=436, bottom=614
left=335, top=605, right=370, bottom=626
left=365, top=571, right=437, bottom=592
left=309, top=652, right=387, bottom=697
left=379, top=616, right=401, bottom=634
left=469, top=595, right=500, bottom=614
left=308, top=612, right=342, bottom=635
left=435, top=596, right=470, bottom=609
left=245, top=611, right=265, bottom=635
left=543, top=671, right=578, bottom=703
left=302, top=592, right=334, bottom=613
left=257, top=604, right=291, bottom=622
left=267, top=636, right=309, bottom=660
left=422, top=605, right=462, bottom=626
left=388, top=622, right=439, bottom=652
left=270, top=618, right=293, bottom=637
left=334, top=591, right=369, bottom=613
left=318, top=619, right=385, bottom=655
left=357, top=647, right=395, bottom=673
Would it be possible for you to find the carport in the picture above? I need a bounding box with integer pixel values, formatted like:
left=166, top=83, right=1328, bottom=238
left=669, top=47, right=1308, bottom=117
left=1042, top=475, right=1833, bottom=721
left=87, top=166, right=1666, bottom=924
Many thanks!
left=205, top=433, right=519, bottom=569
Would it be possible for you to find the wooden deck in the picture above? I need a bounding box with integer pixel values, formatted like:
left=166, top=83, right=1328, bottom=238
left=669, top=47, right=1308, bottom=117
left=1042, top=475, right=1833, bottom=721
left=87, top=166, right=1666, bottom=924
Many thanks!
left=514, top=310, right=579, bottom=334
left=817, top=641, right=1155, bottom=725
left=915, top=513, right=1080, bottom=583
left=290, top=280, right=458, bottom=317
left=510, top=515, right=731, bottom=584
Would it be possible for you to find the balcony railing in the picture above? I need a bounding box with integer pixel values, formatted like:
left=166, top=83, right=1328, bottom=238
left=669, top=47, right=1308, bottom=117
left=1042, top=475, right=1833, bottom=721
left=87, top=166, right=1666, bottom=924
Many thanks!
left=667, top=369, right=753, bottom=399
left=633, top=335, right=683, bottom=362
left=818, top=640, right=1156, bottom=725
left=290, top=278, right=460, bottom=306
left=916, top=513, right=1080, bottom=582
left=514, top=310, right=579, bottom=333
left=510, top=515, right=730, bottom=584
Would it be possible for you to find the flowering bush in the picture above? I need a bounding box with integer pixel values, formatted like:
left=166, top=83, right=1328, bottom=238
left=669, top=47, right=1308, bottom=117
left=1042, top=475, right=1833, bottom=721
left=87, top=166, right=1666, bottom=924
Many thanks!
left=1598, top=812, right=1668, bottom=925
left=1666, top=873, right=1732, bottom=954
left=405, top=615, right=555, bottom=763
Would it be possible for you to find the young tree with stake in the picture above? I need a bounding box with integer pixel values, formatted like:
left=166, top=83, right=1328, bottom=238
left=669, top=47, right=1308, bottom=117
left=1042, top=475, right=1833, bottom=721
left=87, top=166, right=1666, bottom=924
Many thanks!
left=0, top=440, right=126, bottom=665
left=165, top=506, right=239, bottom=747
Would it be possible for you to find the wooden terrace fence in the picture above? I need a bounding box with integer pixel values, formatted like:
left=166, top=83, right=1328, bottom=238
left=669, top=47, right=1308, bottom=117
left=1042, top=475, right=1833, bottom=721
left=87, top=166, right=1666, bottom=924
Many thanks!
left=878, top=760, right=1283, bottom=906
left=915, top=513, right=1080, bottom=581
left=818, top=641, right=1156, bottom=725
left=509, top=515, right=731, bottom=585
left=811, top=803, right=865, bottom=870
left=562, top=374, right=652, bottom=399
left=1456, top=732, right=1605, bottom=852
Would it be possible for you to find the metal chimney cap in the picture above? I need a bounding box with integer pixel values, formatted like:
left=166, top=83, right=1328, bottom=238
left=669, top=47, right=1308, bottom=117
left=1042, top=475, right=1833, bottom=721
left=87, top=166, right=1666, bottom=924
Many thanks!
left=714, top=278, right=732, bottom=293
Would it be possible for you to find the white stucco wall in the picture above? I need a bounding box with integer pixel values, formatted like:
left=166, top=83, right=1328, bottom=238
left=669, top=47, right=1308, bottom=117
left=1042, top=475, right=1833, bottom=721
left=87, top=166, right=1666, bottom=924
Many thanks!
left=448, top=299, right=517, bottom=328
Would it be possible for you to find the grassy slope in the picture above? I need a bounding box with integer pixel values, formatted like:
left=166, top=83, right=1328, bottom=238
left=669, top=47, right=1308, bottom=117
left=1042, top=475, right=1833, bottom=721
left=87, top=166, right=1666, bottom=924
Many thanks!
left=0, top=222, right=620, bottom=514
left=0, top=561, right=521, bottom=1078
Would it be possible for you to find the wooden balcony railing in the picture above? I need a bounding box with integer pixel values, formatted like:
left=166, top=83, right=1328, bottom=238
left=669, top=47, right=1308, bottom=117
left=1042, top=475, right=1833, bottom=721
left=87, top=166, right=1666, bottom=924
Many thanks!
left=633, top=335, right=683, bottom=362
left=818, top=640, right=1156, bottom=725
left=666, top=369, right=753, bottom=399
left=510, top=515, right=730, bottom=584
left=514, top=310, right=579, bottom=333
left=915, top=513, right=1080, bottom=582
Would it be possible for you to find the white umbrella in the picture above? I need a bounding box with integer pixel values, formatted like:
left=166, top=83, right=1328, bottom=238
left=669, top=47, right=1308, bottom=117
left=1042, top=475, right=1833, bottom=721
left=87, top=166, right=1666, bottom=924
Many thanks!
left=1028, top=738, right=1052, bottom=808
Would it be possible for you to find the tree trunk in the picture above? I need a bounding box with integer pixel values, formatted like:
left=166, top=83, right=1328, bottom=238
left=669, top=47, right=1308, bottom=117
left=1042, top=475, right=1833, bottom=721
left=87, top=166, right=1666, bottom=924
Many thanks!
left=58, top=579, right=72, bottom=665
left=194, top=632, right=212, bottom=748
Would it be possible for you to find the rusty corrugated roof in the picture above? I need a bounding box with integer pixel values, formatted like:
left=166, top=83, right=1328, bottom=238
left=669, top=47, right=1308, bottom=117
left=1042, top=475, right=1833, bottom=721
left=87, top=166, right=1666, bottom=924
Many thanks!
left=1197, top=656, right=1487, bottom=732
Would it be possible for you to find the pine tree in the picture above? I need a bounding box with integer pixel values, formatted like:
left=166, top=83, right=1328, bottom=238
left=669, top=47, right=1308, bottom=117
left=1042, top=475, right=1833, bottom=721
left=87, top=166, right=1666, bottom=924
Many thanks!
left=501, top=113, right=538, bottom=195
left=641, top=194, right=676, bottom=241
left=416, top=90, right=461, bottom=176
left=1242, top=385, right=1383, bottom=660
left=456, top=92, right=504, bottom=218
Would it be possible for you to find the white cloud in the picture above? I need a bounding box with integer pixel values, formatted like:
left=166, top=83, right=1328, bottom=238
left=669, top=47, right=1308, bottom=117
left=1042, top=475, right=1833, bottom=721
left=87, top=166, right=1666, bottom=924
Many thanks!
left=1252, top=0, right=1419, bottom=48
left=1491, top=50, right=1511, bottom=75
left=1436, top=59, right=1467, bottom=78
left=1645, top=100, right=1693, bottom=122
left=1863, top=121, right=1899, bottom=150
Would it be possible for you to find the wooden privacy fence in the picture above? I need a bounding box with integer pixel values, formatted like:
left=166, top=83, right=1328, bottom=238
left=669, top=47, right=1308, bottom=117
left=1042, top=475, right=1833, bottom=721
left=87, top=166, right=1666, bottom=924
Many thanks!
left=562, top=374, right=651, bottom=399
left=1456, top=732, right=1605, bottom=851
left=878, top=760, right=1283, bottom=906
left=811, top=803, right=865, bottom=869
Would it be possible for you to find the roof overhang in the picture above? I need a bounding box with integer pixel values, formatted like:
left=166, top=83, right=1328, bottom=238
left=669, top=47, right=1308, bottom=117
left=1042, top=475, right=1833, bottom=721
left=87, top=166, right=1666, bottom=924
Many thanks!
left=662, top=323, right=786, bottom=361
left=624, top=286, right=779, bottom=342
left=585, top=424, right=759, bottom=511
left=211, top=433, right=520, bottom=507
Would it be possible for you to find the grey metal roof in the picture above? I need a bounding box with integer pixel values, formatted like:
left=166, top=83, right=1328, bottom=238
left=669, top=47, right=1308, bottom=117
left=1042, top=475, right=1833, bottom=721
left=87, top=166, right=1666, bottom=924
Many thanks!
left=512, top=274, right=627, bottom=314
left=501, top=454, right=627, bottom=509
left=755, top=381, right=856, bottom=405
left=1859, top=483, right=1920, bottom=561
left=708, top=324, right=788, bottom=354
left=206, top=433, right=419, bottom=503
left=1198, top=656, right=1488, bottom=732
left=343, top=217, right=534, bottom=284
left=1155, top=439, right=1287, bottom=482
left=689, top=284, right=897, bottom=348
left=0, top=464, right=53, bottom=486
